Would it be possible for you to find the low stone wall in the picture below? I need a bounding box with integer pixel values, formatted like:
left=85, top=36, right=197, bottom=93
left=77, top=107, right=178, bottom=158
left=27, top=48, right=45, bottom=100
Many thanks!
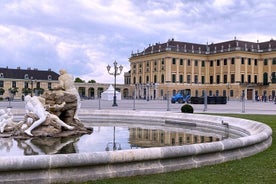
left=0, top=110, right=272, bottom=184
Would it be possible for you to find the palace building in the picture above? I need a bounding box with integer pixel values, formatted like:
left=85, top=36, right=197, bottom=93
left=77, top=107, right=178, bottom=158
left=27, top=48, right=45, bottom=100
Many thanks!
left=129, top=38, right=276, bottom=101
left=0, top=67, right=131, bottom=100
left=0, top=67, right=60, bottom=99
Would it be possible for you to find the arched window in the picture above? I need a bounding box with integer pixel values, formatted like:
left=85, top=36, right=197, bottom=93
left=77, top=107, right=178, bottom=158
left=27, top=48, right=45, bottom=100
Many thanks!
left=0, top=73, right=4, bottom=78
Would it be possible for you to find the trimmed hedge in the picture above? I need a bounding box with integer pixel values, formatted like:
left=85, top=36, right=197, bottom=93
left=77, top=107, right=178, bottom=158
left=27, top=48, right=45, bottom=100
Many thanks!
left=181, top=104, right=194, bottom=113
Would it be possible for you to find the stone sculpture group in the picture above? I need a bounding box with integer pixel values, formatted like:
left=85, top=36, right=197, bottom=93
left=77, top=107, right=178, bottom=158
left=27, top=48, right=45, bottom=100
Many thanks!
left=0, top=69, right=92, bottom=138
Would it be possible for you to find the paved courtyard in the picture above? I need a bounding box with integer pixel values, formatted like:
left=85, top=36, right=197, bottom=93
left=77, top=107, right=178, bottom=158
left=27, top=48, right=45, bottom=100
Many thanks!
left=1, top=99, right=275, bottom=116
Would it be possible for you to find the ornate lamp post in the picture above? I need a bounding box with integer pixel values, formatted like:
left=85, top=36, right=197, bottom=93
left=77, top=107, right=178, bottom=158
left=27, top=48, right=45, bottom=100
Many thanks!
left=105, top=126, right=122, bottom=151
left=30, top=76, right=34, bottom=97
left=106, top=61, right=123, bottom=106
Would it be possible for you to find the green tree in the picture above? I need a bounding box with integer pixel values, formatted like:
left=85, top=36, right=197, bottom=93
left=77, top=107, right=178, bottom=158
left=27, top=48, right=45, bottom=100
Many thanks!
left=9, top=87, right=18, bottom=95
left=22, top=87, right=31, bottom=95
left=34, top=87, right=45, bottom=95
left=0, top=88, right=5, bottom=95
left=75, top=77, right=85, bottom=83
left=88, top=79, right=96, bottom=83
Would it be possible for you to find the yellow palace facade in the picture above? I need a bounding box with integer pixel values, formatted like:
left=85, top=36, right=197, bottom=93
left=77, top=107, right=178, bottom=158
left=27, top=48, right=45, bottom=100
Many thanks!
left=129, top=38, right=276, bottom=101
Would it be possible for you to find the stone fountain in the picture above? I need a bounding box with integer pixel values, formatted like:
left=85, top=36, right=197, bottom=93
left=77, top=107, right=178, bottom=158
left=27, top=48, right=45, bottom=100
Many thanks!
left=0, top=70, right=272, bottom=184
left=0, top=69, right=92, bottom=138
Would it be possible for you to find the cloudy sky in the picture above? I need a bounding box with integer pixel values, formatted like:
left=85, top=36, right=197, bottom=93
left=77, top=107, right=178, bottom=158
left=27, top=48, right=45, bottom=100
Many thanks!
left=1, top=0, right=276, bottom=83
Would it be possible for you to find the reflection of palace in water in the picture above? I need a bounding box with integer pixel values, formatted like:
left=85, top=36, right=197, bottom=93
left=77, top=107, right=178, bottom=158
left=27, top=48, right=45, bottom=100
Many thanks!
left=129, top=128, right=220, bottom=148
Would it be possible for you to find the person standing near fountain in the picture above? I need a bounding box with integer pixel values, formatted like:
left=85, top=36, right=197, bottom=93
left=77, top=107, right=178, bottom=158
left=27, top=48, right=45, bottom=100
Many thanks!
left=54, top=69, right=81, bottom=121
left=23, top=95, right=74, bottom=136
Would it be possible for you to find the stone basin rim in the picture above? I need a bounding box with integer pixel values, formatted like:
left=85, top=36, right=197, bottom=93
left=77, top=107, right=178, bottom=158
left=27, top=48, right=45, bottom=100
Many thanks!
left=0, top=110, right=272, bottom=184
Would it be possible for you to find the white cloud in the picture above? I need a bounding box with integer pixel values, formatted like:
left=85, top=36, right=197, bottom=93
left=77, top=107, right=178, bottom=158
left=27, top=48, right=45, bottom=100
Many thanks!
left=0, top=0, right=276, bottom=83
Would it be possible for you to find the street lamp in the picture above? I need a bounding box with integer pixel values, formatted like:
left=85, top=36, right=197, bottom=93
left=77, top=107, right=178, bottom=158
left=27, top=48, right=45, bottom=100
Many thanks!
left=106, top=61, right=123, bottom=106
left=30, top=76, right=34, bottom=97
left=105, top=126, right=122, bottom=151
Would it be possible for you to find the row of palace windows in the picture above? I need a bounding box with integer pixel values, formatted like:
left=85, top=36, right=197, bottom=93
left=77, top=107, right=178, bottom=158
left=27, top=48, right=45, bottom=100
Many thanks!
left=132, top=57, right=276, bottom=72
left=172, top=57, right=276, bottom=67
left=133, top=72, right=276, bottom=84
left=0, top=80, right=53, bottom=89
left=132, top=59, right=165, bottom=69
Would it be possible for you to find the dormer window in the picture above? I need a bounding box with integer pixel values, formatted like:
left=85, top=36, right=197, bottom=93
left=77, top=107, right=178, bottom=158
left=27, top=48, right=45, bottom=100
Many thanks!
left=24, top=74, right=29, bottom=79
left=0, top=73, right=3, bottom=78
left=48, top=75, right=52, bottom=80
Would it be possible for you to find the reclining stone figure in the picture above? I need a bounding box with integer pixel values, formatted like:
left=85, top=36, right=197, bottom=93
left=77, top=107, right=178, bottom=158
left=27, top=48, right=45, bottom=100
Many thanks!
left=23, top=95, right=74, bottom=136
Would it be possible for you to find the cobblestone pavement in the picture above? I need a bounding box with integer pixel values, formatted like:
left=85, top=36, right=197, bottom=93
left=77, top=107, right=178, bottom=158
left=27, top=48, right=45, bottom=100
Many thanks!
left=1, top=99, right=275, bottom=115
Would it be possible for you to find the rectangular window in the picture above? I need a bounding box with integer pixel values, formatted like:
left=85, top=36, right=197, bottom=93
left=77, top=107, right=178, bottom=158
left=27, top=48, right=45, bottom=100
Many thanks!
left=48, top=82, right=52, bottom=89
left=231, top=74, right=235, bottom=83
left=162, top=58, right=165, bottom=65
left=254, top=75, right=258, bottom=83
left=154, top=75, right=157, bottom=83
left=241, top=74, right=244, bottom=83
left=172, top=58, right=176, bottom=64
left=230, top=90, right=234, bottom=97
left=0, top=80, right=3, bottom=87
left=12, top=81, right=16, bottom=88
left=223, top=75, right=227, bottom=83
left=161, top=74, right=164, bottom=83
left=172, top=74, right=176, bottom=83
left=248, top=75, right=251, bottom=83
left=36, top=82, right=40, bottom=89
left=254, top=59, right=258, bottom=66
left=201, top=60, right=205, bottom=67
left=223, top=90, right=226, bottom=97
left=217, top=60, right=220, bottom=66
left=187, top=75, right=191, bottom=83
left=201, top=76, right=205, bottom=84
left=216, top=75, right=220, bottom=84
left=248, top=58, right=251, bottom=65
left=187, top=59, right=191, bottom=66
left=195, top=60, right=198, bottom=66
left=194, top=75, right=198, bottom=84
left=224, top=59, right=227, bottom=65
left=210, top=60, right=213, bottom=67
left=180, top=59, right=183, bottom=65
left=241, top=57, right=245, bottom=64
left=24, top=82, right=28, bottom=88
left=231, top=58, right=235, bottom=64
left=264, top=59, right=268, bottom=65
left=179, top=75, right=183, bottom=83
left=210, top=76, right=213, bottom=84
left=273, top=58, right=276, bottom=65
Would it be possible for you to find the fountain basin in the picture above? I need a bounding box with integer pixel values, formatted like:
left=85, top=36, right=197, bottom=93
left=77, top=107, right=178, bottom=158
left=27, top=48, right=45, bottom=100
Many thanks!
left=0, top=110, right=272, bottom=184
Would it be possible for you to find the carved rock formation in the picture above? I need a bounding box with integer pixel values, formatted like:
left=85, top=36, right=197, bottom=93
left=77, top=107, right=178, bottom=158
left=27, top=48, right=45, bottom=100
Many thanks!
left=1, top=90, right=92, bottom=138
